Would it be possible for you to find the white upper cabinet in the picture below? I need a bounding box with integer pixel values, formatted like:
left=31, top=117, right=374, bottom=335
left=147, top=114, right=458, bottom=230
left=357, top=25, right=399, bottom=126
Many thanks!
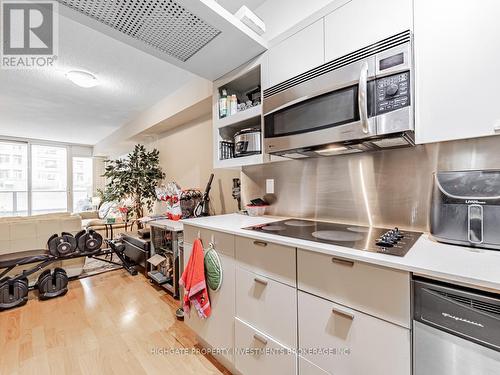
left=265, top=19, right=325, bottom=89
left=414, top=0, right=500, bottom=144
left=325, top=0, right=412, bottom=63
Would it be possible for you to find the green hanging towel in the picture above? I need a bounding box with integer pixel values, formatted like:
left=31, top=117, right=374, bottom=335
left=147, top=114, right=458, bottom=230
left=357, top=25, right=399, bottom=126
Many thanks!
left=204, top=243, right=223, bottom=292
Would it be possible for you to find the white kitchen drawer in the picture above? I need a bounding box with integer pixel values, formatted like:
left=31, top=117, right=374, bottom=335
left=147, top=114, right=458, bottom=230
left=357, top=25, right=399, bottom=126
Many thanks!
left=235, top=318, right=297, bottom=375
left=235, top=236, right=296, bottom=287
left=235, top=267, right=297, bottom=348
left=299, top=356, right=330, bottom=375
left=298, top=291, right=411, bottom=375
left=184, top=225, right=234, bottom=256
left=183, top=242, right=235, bottom=364
left=297, top=249, right=410, bottom=327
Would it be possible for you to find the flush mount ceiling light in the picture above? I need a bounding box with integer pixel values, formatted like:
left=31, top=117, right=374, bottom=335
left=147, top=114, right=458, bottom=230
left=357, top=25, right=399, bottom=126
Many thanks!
left=65, top=70, right=99, bottom=88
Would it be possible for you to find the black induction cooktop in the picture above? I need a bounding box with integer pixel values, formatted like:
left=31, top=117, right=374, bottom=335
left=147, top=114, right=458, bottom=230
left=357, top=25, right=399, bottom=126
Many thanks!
left=244, top=219, right=422, bottom=257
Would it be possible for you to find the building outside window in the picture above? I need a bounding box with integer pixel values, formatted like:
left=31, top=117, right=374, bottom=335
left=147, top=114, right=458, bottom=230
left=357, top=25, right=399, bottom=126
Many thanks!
left=0, top=142, right=28, bottom=216
left=0, top=141, right=93, bottom=217
left=73, top=157, right=93, bottom=213
left=31, top=145, right=68, bottom=215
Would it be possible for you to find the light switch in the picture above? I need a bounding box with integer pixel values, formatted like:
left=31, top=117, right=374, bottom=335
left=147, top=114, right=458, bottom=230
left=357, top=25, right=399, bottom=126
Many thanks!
left=266, top=179, right=274, bottom=194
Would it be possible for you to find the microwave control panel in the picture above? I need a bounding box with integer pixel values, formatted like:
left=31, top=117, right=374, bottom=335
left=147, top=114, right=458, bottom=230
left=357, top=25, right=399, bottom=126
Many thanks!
left=375, top=71, right=410, bottom=115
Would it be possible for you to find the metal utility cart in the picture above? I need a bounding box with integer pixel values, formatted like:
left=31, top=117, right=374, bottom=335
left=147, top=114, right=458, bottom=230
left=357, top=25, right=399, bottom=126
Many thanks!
left=147, top=219, right=183, bottom=299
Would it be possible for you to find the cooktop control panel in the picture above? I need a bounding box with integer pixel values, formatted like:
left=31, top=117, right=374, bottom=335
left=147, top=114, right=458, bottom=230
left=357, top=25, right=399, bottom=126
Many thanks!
left=376, top=71, right=410, bottom=115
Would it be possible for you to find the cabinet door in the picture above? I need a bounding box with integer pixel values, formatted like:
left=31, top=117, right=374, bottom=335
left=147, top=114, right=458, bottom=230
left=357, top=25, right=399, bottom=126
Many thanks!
left=325, top=0, right=412, bottom=62
left=414, top=0, right=500, bottom=143
left=297, top=249, right=410, bottom=328
left=299, top=356, right=330, bottom=375
left=298, top=291, right=411, bottom=375
left=266, top=19, right=324, bottom=89
left=235, top=236, right=296, bottom=287
left=183, top=242, right=235, bottom=364
left=235, top=318, right=297, bottom=375
left=235, top=267, right=297, bottom=348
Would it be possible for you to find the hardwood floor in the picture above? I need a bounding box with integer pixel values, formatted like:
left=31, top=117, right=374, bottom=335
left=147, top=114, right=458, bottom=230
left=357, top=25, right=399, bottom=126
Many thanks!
left=0, top=270, right=231, bottom=375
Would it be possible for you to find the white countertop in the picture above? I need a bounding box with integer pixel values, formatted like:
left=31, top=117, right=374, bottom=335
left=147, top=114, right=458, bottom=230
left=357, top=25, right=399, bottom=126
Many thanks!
left=182, top=214, right=500, bottom=292
left=149, top=218, right=184, bottom=232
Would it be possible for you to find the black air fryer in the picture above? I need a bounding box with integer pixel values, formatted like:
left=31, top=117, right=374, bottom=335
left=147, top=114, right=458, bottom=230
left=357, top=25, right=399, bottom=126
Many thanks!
left=430, top=170, right=500, bottom=250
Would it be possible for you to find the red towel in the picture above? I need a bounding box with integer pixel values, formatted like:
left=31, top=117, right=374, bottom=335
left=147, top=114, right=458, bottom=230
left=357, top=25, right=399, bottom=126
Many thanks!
left=179, top=239, right=211, bottom=319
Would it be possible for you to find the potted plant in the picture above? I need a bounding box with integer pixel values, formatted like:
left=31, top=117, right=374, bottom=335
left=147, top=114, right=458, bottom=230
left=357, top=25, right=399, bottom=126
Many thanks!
left=101, top=144, right=165, bottom=227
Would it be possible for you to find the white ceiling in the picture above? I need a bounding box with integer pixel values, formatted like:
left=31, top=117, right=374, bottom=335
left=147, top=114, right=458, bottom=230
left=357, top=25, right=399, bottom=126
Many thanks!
left=0, top=12, right=195, bottom=145
left=216, top=0, right=267, bottom=13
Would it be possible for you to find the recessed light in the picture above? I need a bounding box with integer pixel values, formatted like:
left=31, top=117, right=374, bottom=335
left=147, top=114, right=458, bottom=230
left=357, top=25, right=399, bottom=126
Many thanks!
left=315, top=145, right=348, bottom=156
left=65, top=70, right=99, bottom=88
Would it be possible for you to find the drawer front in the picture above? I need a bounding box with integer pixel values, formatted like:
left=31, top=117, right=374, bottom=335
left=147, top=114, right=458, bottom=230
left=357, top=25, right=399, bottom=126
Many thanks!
left=235, top=318, right=297, bottom=375
left=235, top=236, right=296, bottom=287
left=299, top=356, right=330, bottom=375
left=235, top=267, right=297, bottom=348
left=297, top=249, right=410, bottom=327
left=298, top=291, right=411, bottom=375
left=184, top=225, right=234, bottom=256
left=183, top=243, right=235, bottom=364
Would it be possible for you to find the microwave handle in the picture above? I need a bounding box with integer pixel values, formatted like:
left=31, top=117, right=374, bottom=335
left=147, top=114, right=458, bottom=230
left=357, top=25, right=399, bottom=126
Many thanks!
left=358, top=62, right=369, bottom=134
left=468, top=204, right=484, bottom=244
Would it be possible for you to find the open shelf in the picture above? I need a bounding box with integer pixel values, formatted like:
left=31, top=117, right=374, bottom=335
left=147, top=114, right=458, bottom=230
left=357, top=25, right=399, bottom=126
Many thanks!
left=213, top=56, right=264, bottom=169
left=215, top=103, right=262, bottom=129
left=215, top=153, right=263, bottom=169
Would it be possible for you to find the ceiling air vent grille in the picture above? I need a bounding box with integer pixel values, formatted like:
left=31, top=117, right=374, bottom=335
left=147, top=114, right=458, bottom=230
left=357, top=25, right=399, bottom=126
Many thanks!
left=264, top=30, right=411, bottom=99
left=58, top=0, right=222, bottom=62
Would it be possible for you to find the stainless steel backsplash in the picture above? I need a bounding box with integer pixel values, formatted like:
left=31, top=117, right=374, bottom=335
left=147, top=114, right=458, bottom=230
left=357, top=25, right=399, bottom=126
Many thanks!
left=241, top=136, right=500, bottom=231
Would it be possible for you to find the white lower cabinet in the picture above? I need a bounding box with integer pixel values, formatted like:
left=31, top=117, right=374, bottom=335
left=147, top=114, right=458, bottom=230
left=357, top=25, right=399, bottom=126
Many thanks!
left=235, top=317, right=297, bottom=375
left=235, top=236, right=296, bottom=287
left=297, top=249, right=410, bottom=328
left=183, top=240, right=236, bottom=365
left=235, top=267, right=297, bottom=348
left=298, top=291, right=411, bottom=375
left=299, top=356, right=330, bottom=375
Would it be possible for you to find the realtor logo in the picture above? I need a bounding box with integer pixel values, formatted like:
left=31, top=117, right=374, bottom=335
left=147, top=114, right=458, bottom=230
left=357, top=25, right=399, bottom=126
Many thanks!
left=1, top=0, right=58, bottom=69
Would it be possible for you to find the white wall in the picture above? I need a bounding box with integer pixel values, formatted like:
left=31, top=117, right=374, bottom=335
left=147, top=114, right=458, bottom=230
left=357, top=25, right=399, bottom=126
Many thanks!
left=93, top=76, right=213, bottom=158
left=148, top=115, right=240, bottom=216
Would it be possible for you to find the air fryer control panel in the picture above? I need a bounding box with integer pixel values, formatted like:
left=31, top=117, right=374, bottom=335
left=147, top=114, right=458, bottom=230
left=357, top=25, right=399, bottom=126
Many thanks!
left=376, top=71, right=410, bottom=115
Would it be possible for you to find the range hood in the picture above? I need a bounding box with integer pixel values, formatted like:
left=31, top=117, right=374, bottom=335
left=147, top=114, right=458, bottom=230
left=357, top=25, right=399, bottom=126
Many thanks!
left=273, top=132, right=416, bottom=159
left=56, top=0, right=267, bottom=80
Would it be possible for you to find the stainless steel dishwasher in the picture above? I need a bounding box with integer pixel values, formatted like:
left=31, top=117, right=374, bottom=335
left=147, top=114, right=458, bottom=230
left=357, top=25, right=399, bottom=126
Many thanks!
left=413, top=277, right=500, bottom=374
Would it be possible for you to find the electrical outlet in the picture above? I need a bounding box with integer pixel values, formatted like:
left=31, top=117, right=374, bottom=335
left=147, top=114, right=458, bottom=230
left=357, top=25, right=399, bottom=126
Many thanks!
left=266, top=179, right=274, bottom=194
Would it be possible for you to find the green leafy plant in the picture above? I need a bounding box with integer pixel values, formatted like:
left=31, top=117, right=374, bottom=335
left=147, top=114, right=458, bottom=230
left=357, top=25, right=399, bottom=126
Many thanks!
left=102, top=144, right=165, bottom=222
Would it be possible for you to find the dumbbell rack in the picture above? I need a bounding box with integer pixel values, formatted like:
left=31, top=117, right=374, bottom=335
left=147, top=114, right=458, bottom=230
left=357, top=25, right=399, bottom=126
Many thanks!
left=0, top=240, right=138, bottom=310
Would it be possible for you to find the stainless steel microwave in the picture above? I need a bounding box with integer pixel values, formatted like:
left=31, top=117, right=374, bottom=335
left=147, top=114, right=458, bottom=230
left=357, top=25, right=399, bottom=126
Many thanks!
left=263, top=31, right=414, bottom=158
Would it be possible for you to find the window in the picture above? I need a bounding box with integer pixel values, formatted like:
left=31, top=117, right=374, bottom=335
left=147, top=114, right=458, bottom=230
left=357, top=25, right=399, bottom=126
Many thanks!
left=73, top=157, right=93, bottom=212
left=0, top=141, right=93, bottom=217
left=44, top=160, right=57, bottom=168
left=13, top=170, right=23, bottom=179
left=31, top=145, right=67, bottom=215
left=0, top=142, right=28, bottom=217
